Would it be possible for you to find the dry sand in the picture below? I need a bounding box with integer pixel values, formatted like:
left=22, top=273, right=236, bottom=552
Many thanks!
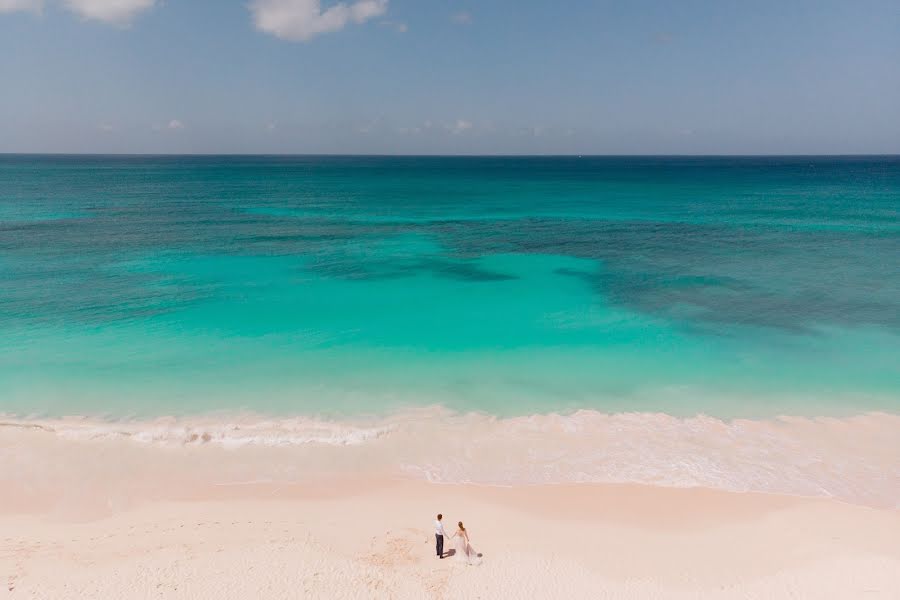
left=2, top=479, right=899, bottom=599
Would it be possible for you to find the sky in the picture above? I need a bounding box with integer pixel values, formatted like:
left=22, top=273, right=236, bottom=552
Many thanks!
left=1, top=0, right=898, bottom=154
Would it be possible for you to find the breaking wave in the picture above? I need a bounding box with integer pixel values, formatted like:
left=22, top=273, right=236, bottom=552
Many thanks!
left=2, top=408, right=898, bottom=508
left=0, top=414, right=391, bottom=447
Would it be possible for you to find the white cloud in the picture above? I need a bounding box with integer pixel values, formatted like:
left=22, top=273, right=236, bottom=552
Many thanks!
left=449, top=119, right=473, bottom=134
left=62, top=0, right=155, bottom=25
left=0, top=0, right=154, bottom=23
left=167, top=119, right=184, bottom=130
left=450, top=11, right=471, bottom=25
left=399, top=120, right=435, bottom=135
left=250, top=0, right=388, bottom=42
left=0, top=0, right=42, bottom=14
left=99, top=123, right=114, bottom=132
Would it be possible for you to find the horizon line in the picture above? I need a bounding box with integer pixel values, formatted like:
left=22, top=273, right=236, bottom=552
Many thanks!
left=2, top=152, right=899, bottom=158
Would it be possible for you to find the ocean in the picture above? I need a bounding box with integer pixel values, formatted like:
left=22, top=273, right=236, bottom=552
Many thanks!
left=2, top=154, right=899, bottom=505
left=2, top=154, right=898, bottom=417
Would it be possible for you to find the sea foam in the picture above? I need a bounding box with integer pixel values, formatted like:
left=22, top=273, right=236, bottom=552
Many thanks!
left=2, top=409, right=898, bottom=509
left=0, top=415, right=391, bottom=447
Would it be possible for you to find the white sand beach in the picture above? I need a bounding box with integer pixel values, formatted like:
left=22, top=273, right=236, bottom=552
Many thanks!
left=3, top=411, right=899, bottom=598
left=3, top=476, right=900, bottom=598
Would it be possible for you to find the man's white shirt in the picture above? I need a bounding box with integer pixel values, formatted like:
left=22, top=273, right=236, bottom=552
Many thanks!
left=434, top=520, right=445, bottom=536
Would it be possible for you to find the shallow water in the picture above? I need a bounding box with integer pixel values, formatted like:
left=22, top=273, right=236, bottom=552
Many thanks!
left=1, top=155, right=898, bottom=418
left=3, top=409, right=899, bottom=508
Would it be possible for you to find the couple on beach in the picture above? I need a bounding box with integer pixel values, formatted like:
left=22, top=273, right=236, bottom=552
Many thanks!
left=434, top=513, right=482, bottom=565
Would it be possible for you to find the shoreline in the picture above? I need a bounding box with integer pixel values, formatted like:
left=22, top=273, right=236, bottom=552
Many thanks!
left=3, top=408, right=899, bottom=510
left=3, top=479, right=898, bottom=598
left=4, top=407, right=898, bottom=596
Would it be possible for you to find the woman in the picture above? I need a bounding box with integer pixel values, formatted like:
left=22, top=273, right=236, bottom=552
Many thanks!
left=452, top=521, right=482, bottom=565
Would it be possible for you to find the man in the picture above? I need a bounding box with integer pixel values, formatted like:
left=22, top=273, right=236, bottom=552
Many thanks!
left=434, top=513, right=445, bottom=558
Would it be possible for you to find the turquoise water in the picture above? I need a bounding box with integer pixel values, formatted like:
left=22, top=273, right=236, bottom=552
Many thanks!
left=1, top=155, right=898, bottom=418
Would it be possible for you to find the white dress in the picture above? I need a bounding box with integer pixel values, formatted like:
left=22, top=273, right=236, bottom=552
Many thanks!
left=453, top=530, right=482, bottom=565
